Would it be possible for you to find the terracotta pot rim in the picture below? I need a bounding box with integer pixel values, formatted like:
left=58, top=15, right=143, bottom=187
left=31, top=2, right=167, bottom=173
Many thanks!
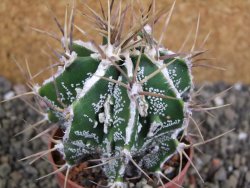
left=48, top=128, right=193, bottom=188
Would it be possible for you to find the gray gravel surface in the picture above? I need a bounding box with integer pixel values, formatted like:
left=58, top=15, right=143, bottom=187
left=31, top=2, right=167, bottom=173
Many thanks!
left=184, top=82, right=250, bottom=188
left=0, top=76, right=249, bottom=188
left=0, top=76, right=58, bottom=188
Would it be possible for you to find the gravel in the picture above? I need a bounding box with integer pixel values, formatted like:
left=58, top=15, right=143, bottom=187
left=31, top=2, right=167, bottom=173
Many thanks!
left=0, top=76, right=249, bottom=188
left=0, top=76, right=58, bottom=188
left=184, top=82, right=250, bottom=188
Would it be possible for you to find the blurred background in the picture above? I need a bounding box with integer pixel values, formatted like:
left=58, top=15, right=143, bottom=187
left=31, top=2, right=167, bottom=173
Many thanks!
left=0, top=0, right=249, bottom=188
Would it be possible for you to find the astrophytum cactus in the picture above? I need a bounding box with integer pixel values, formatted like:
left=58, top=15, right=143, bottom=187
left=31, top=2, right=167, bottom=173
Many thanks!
left=23, top=1, right=199, bottom=187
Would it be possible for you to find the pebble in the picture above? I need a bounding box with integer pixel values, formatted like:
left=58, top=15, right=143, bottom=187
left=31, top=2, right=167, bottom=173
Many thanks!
left=206, top=182, right=219, bottom=188
left=233, top=170, right=240, bottom=178
left=25, top=166, right=39, bottom=177
left=142, top=185, right=153, bottom=188
left=28, top=182, right=37, bottom=188
left=1, top=156, right=9, bottom=163
left=238, top=132, right=248, bottom=140
left=21, top=147, right=33, bottom=157
left=234, top=154, right=241, bottom=168
left=136, top=178, right=148, bottom=188
left=184, top=83, right=250, bottom=188
left=214, top=167, right=227, bottom=181
left=228, top=165, right=233, bottom=172
left=0, top=179, right=7, bottom=188
left=212, top=158, right=223, bottom=169
left=0, top=76, right=12, bottom=94
left=0, top=106, right=5, bottom=119
left=10, top=171, right=23, bottom=182
left=214, top=96, right=224, bottom=106
left=228, top=175, right=238, bottom=188
left=246, top=172, right=250, bottom=182
left=3, top=90, right=15, bottom=100
left=8, top=181, right=19, bottom=188
left=200, top=155, right=212, bottom=164
left=0, top=77, right=57, bottom=188
left=1, top=119, right=10, bottom=129
left=224, top=108, right=237, bottom=122
left=129, top=183, right=135, bottom=187
left=234, top=83, right=242, bottom=90
left=0, top=163, right=11, bottom=178
left=206, top=116, right=217, bottom=128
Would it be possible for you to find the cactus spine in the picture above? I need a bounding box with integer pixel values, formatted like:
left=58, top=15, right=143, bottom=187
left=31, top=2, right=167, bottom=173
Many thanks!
left=36, top=1, right=195, bottom=187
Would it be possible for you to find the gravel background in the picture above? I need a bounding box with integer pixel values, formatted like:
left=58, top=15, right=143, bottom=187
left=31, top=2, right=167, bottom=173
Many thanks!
left=0, top=77, right=58, bottom=188
left=0, top=76, right=249, bottom=188
left=184, top=82, right=250, bottom=188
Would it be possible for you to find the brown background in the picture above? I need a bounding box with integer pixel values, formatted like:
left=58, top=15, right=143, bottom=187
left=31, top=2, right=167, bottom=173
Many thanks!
left=0, top=0, right=249, bottom=84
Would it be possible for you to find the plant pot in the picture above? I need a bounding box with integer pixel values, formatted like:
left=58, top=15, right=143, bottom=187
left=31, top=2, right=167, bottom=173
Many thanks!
left=48, top=129, right=193, bottom=188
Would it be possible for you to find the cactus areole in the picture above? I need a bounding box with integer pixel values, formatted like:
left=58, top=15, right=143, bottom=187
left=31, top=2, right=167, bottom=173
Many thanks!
left=37, top=2, right=195, bottom=187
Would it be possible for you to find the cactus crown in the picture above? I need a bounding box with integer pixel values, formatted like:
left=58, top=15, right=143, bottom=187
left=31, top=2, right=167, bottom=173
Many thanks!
left=36, top=1, right=196, bottom=187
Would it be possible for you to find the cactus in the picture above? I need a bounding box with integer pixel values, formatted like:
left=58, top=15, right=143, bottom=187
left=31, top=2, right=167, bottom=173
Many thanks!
left=23, top=1, right=199, bottom=187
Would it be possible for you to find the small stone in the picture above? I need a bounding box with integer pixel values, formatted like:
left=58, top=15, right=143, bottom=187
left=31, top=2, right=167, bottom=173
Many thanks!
left=1, top=119, right=10, bottom=129
left=224, top=108, right=237, bottom=122
left=164, top=166, right=175, bottom=175
left=205, top=182, right=219, bottom=188
left=0, top=76, right=12, bottom=94
left=3, top=90, right=15, bottom=100
left=28, top=182, right=37, bottom=188
left=200, top=155, right=212, bottom=165
left=233, top=154, right=241, bottom=168
left=1, top=156, right=9, bottom=163
left=0, top=179, right=7, bottom=188
left=214, top=96, right=224, bottom=106
left=3, top=101, right=12, bottom=110
left=20, top=180, right=28, bottom=187
left=22, top=147, right=33, bottom=157
left=8, top=181, right=20, bottom=188
left=141, top=178, right=147, bottom=185
left=136, top=178, right=147, bottom=188
left=206, top=115, right=217, bottom=128
left=10, top=171, right=23, bottom=182
left=238, top=132, right=247, bottom=140
left=240, top=157, right=246, bottom=166
left=0, top=163, right=11, bottom=178
left=142, top=185, right=153, bottom=188
left=228, top=165, right=233, bottom=172
left=227, top=133, right=238, bottom=145
left=0, top=106, right=5, bottom=119
left=194, top=157, right=204, bottom=171
left=234, top=83, right=242, bottom=90
left=228, top=175, right=238, bottom=188
left=22, top=128, right=34, bottom=141
left=13, top=141, right=22, bottom=151
left=31, top=140, right=44, bottom=150
left=212, top=158, right=222, bottom=169
left=24, top=166, right=38, bottom=177
left=214, top=167, right=227, bottom=181
left=246, top=172, right=250, bottom=182
left=129, top=183, right=135, bottom=187
left=13, top=84, right=28, bottom=95
left=233, top=170, right=240, bottom=178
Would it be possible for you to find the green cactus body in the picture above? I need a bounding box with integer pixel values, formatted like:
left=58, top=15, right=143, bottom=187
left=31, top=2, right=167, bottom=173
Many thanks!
left=36, top=3, right=194, bottom=186
left=39, top=57, right=98, bottom=107
left=38, top=43, right=192, bottom=183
